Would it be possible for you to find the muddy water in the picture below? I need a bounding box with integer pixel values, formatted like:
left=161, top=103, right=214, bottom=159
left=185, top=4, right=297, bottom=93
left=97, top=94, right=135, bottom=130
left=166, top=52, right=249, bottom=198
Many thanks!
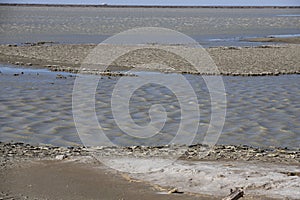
left=0, top=6, right=299, bottom=46
left=0, top=65, right=299, bottom=148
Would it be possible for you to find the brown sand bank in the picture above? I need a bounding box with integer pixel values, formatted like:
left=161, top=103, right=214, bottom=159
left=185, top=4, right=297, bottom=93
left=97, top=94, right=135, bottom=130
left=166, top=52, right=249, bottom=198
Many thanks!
left=1, top=142, right=299, bottom=200
left=0, top=43, right=299, bottom=76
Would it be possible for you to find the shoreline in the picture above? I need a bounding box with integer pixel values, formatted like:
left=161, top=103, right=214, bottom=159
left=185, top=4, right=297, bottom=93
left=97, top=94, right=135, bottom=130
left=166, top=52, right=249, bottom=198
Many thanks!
left=1, top=4, right=300, bottom=9
left=1, top=142, right=299, bottom=200
left=1, top=142, right=299, bottom=164
left=1, top=43, right=300, bottom=76
left=243, top=36, right=300, bottom=44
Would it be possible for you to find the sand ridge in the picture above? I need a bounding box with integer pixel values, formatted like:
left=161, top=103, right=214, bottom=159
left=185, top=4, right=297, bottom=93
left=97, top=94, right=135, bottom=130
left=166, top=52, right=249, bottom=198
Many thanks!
left=0, top=43, right=299, bottom=76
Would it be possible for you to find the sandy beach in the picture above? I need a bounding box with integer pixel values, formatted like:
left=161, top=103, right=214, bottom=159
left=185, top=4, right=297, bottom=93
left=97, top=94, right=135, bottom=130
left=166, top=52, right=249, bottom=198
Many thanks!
left=1, top=142, right=299, bottom=200
left=0, top=43, right=299, bottom=76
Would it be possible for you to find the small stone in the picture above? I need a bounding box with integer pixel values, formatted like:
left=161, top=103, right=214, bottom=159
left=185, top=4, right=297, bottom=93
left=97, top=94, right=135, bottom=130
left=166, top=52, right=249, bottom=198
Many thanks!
left=228, top=46, right=241, bottom=50
left=218, top=174, right=225, bottom=178
left=268, top=153, right=279, bottom=157
left=287, top=172, right=300, bottom=177
left=56, top=74, right=67, bottom=79
left=55, top=155, right=67, bottom=160
left=7, top=44, right=17, bottom=47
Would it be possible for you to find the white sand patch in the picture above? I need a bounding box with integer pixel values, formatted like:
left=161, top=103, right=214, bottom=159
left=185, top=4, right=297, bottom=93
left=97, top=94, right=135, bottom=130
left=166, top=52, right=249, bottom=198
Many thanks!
left=102, top=157, right=300, bottom=199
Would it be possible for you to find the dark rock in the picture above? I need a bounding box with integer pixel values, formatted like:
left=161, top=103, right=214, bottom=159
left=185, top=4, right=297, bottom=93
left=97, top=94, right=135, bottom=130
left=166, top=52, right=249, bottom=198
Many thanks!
left=56, top=74, right=67, bottom=79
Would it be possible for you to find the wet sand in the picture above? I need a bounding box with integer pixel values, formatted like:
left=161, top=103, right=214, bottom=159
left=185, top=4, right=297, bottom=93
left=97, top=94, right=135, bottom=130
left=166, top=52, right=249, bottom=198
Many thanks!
left=0, top=43, right=299, bottom=76
left=1, top=160, right=209, bottom=200
left=0, top=142, right=217, bottom=200
left=1, top=142, right=299, bottom=200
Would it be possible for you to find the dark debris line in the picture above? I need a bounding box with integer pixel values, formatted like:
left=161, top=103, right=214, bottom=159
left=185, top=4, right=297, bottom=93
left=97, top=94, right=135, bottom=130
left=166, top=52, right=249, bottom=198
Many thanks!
left=1, top=142, right=299, bottom=166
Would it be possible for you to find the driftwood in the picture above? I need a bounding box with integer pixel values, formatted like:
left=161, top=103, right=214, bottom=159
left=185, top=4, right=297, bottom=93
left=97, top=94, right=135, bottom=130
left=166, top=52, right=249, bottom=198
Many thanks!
left=168, top=188, right=184, bottom=194
left=222, top=188, right=244, bottom=200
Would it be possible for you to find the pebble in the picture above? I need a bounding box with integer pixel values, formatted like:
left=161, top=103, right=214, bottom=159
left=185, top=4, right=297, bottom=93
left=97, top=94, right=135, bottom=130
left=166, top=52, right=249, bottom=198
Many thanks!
left=228, top=46, right=242, bottom=50
left=55, top=155, right=67, bottom=160
left=0, top=142, right=299, bottom=166
left=6, top=44, right=17, bottom=47
left=56, top=74, right=67, bottom=79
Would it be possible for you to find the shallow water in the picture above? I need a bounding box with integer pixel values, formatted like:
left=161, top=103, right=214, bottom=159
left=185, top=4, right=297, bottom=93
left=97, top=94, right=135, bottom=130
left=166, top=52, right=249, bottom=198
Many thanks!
left=0, top=65, right=299, bottom=148
left=0, top=6, right=299, bottom=46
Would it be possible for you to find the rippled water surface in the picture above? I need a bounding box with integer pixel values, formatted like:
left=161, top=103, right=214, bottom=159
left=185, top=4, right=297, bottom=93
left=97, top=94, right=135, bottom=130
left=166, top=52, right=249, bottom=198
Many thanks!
left=0, top=65, right=299, bottom=148
left=0, top=6, right=299, bottom=46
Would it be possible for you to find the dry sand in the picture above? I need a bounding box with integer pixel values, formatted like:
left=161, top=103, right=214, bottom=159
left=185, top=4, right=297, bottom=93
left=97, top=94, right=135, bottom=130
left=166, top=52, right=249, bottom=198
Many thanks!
left=0, top=43, right=299, bottom=76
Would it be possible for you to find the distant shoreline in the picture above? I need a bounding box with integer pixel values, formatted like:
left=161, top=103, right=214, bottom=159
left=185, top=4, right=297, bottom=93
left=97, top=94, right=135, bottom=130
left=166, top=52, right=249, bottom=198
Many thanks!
left=243, top=36, right=300, bottom=44
left=1, top=3, right=300, bottom=9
